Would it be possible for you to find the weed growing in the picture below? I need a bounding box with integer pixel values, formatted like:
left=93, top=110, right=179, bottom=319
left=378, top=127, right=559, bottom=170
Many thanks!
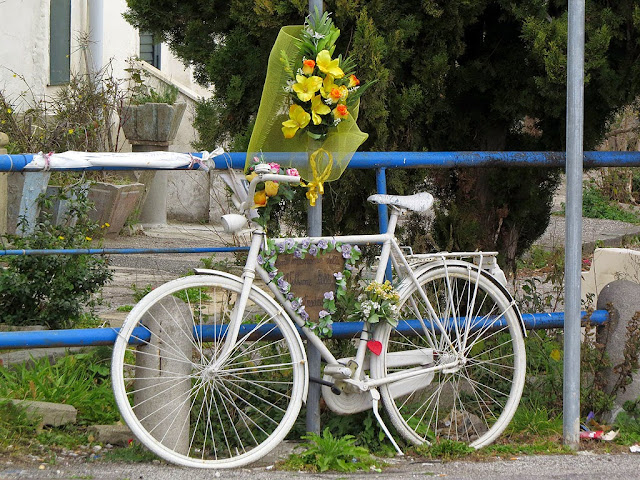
left=0, top=186, right=112, bottom=329
left=100, top=442, right=158, bottom=463
left=282, top=428, right=382, bottom=473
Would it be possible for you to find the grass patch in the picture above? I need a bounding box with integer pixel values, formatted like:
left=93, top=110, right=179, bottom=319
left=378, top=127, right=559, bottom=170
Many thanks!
left=0, top=400, right=41, bottom=449
left=100, top=442, right=158, bottom=463
left=413, top=439, right=475, bottom=462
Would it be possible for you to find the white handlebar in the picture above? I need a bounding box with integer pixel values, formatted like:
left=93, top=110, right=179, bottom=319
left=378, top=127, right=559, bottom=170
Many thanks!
left=241, top=173, right=302, bottom=212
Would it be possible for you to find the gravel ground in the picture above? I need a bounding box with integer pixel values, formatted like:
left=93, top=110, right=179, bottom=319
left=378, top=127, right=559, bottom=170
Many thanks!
left=2, top=452, right=640, bottom=480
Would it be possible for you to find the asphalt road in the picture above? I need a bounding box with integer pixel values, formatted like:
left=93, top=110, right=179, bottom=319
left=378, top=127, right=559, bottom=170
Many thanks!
left=2, top=452, right=639, bottom=480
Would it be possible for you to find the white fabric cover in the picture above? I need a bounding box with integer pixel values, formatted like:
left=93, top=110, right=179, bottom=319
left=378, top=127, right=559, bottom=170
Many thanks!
left=23, top=148, right=225, bottom=171
left=367, top=192, right=434, bottom=213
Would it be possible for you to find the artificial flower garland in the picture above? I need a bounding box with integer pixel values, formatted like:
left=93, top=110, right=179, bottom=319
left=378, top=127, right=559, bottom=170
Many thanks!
left=259, top=238, right=361, bottom=337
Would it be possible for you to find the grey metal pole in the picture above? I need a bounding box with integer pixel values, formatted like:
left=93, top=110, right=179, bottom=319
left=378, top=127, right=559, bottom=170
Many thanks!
left=563, top=0, right=585, bottom=450
left=306, top=0, right=324, bottom=436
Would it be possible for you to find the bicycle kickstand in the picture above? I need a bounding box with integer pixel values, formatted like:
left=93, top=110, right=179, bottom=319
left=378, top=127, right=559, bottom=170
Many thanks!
left=370, top=389, right=404, bottom=456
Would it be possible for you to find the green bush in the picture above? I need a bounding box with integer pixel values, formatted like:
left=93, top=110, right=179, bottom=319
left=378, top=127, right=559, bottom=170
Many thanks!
left=0, top=185, right=112, bottom=329
left=583, top=184, right=640, bottom=223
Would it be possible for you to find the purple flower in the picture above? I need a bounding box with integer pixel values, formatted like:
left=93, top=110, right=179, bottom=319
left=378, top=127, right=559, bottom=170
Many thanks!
left=301, top=238, right=311, bottom=249
left=286, top=293, right=294, bottom=300
left=257, top=254, right=264, bottom=265
left=268, top=271, right=277, bottom=280
left=334, top=272, right=343, bottom=281
left=324, top=291, right=334, bottom=301
left=319, top=310, right=330, bottom=318
left=300, top=310, right=310, bottom=321
left=345, top=264, right=354, bottom=271
left=294, top=249, right=302, bottom=259
left=278, top=243, right=286, bottom=253
left=277, top=276, right=290, bottom=292
left=291, top=299, right=301, bottom=310
left=354, top=245, right=361, bottom=252
left=317, top=239, right=329, bottom=250
left=308, top=245, right=318, bottom=256
left=341, top=244, right=352, bottom=259
left=285, top=239, right=295, bottom=250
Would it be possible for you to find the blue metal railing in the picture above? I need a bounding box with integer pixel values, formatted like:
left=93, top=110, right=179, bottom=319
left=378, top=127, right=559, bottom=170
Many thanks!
left=2, top=149, right=636, bottom=348
left=4, top=150, right=640, bottom=172
left=0, top=311, right=610, bottom=349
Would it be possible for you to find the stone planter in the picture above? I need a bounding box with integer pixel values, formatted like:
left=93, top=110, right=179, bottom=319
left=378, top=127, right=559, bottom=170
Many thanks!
left=120, top=102, right=186, bottom=227
left=121, top=102, right=186, bottom=147
left=88, top=182, right=145, bottom=236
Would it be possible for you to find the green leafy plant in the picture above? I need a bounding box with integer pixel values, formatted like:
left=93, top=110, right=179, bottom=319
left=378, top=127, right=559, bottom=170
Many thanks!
left=0, top=348, right=118, bottom=425
left=321, top=410, right=397, bottom=457
left=0, top=186, right=112, bottom=329
left=582, top=184, right=640, bottom=223
left=199, top=254, right=236, bottom=272
left=125, top=61, right=179, bottom=105
left=283, top=428, right=380, bottom=472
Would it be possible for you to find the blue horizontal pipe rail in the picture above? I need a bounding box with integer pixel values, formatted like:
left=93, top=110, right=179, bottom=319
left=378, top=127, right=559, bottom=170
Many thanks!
left=0, top=310, right=608, bottom=350
left=0, top=246, right=250, bottom=256
left=4, top=151, right=640, bottom=172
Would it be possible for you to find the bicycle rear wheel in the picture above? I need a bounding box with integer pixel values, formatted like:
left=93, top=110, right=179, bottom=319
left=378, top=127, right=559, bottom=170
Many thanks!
left=111, top=274, right=307, bottom=468
left=371, top=263, right=525, bottom=448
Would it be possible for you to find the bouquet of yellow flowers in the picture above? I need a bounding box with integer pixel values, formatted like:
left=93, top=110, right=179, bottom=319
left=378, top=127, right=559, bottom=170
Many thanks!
left=280, top=11, right=368, bottom=141
left=245, top=10, right=370, bottom=204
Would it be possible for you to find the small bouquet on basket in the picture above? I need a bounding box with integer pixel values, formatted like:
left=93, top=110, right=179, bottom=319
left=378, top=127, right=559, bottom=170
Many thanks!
left=351, top=280, right=401, bottom=328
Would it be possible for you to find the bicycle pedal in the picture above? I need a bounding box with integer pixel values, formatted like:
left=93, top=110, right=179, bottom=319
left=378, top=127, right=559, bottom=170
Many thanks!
left=323, top=363, right=353, bottom=379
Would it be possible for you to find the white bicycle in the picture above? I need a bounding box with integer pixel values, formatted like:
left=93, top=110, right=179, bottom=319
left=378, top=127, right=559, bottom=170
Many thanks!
left=111, top=165, right=526, bottom=468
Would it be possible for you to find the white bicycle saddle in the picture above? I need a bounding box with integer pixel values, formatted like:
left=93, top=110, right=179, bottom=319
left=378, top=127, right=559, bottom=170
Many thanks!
left=367, top=192, right=434, bottom=213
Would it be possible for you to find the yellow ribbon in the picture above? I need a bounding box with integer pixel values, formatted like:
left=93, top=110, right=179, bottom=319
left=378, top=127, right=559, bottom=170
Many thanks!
left=305, top=148, right=333, bottom=206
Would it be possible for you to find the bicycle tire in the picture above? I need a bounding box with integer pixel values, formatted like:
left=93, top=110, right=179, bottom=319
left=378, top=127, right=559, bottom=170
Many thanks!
left=371, top=262, right=526, bottom=448
left=111, top=274, right=307, bottom=468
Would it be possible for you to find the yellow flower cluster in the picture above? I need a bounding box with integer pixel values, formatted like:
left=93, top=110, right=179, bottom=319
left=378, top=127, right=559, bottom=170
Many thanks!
left=282, top=49, right=357, bottom=139
left=365, top=280, right=400, bottom=302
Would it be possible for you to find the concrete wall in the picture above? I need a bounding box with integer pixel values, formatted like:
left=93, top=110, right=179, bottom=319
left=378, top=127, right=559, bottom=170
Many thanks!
left=0, top=0, right=221, bottom=224
left=0, top=0, right=210, bottom=134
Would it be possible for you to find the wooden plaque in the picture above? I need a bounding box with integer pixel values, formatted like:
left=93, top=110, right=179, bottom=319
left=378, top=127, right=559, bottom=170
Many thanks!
left=276, top=250, right=344, bottom=320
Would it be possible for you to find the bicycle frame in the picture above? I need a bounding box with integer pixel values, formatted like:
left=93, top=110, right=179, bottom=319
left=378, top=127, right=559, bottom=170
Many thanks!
left=216, top=170, right=502, bottom=391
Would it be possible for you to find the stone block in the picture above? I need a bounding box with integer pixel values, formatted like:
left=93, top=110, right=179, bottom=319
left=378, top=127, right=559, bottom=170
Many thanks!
left=596, top=279, right=640, bottom=420
left=87, top=424, right=134, bottom=446
left=9, top=399, right=77, bottom=427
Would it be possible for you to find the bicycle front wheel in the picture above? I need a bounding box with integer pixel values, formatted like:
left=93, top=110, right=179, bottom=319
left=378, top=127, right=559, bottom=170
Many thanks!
left=112, top=274, right=307, bottom=469
left=371, top=263, right=525, bottom=448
